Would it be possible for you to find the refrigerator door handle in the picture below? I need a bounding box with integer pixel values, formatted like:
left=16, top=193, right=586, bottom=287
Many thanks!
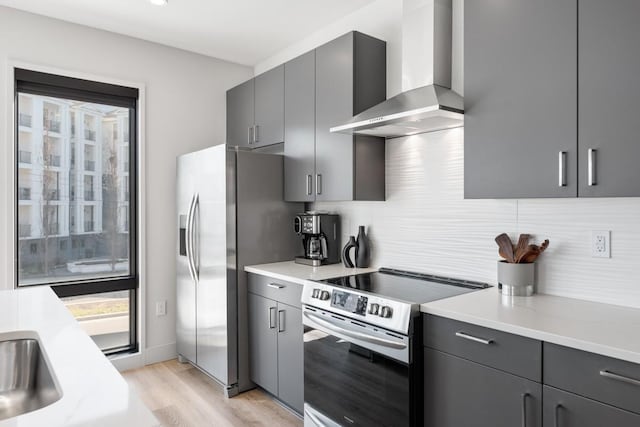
left=190, top=193, right=200, bottom=281
left=185, top=193, right=197, bottom=283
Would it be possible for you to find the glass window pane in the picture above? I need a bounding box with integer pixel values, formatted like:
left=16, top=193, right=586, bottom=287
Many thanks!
left=60, top=290, right=131, bottom=351
left=17, top=93, right=131, bottom=285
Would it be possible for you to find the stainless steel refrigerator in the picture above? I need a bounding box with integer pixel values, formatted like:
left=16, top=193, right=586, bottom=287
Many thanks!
left=176, top=144, right=301, bottom=397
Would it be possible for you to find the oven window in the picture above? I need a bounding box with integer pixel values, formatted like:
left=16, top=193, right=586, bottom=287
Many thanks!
left=304, top=327, right=410, bottom=426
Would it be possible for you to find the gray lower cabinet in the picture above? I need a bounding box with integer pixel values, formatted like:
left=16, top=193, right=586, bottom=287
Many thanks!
left=543, top=386, right=640, bottom=427
left=226, top=66, right=284, bottom=149
left=284, top=31, right=386, bottom=202
left=578, top=0, right=640, bottom=197
left=464, top=0, right=577, bottom=199
left=424, top=315, right=640, bottom=425
left=247, top=273, right=303, bottom=413
left=424, top=348, right=542, bottom=427
left=247, top=292, right=278, bottom=395
left=275, top=303, right=303, bottom=413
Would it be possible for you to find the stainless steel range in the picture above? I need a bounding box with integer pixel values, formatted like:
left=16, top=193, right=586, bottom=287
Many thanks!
left=302, top=268, right=490, bottom=427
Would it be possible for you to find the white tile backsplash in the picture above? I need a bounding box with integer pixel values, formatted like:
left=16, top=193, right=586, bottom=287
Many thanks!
left=313, top=128, right=640, bottom=309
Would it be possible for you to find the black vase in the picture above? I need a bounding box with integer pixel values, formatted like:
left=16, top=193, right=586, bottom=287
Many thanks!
left=355, top=226, right=370, bottom=268
left=342, top=236, right=357, bottom=268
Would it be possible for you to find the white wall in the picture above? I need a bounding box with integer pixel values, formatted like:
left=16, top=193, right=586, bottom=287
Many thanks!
left=0, top=6, right=253, bottom=363
left=254, top=0, right=404, bottom=97
left=259, top=0, right=640, bottom=309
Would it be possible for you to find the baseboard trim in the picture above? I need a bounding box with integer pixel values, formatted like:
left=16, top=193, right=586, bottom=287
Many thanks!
left=110, top=342, right=177, bottom=372
left=111, top=352, right=144, bottom=372
left=144, top=342, right=177, bottom=365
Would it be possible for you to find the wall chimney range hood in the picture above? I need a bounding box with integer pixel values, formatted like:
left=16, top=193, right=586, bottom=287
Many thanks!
left=331, top=0, right=463, bottom=138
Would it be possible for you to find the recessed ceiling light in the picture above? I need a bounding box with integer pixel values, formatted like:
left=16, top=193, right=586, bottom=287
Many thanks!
left=149, top=0, right=168, bottom=5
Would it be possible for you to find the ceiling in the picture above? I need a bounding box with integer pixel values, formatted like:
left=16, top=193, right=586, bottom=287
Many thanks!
left=0, top=0, right=376, bottom=66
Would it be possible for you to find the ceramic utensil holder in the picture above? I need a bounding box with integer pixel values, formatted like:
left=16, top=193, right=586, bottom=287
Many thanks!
left=497, top=261, right=535, bottom=296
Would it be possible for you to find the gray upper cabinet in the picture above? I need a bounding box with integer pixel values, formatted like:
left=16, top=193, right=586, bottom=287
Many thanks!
left=226, top=66, right=284, bottom=149
left=226, top=79, right=254, bottom=148
left=254, top=65, right=284, bottom=147
left=315, top=33, right=355, bottom=202
left=284, top=51, right=316, bottom=202
left=466, top=0, right=640, bottom=199
left=464, top=0, right=578, bottom=199
left=315, top=32, right=386, bottom=202
left=284, top=31, right=386, bottom=202
left=578, top=0, right=640, bottom=197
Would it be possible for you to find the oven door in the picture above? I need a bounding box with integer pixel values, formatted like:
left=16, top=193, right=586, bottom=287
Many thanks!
left=303, top=305, right=412, bottom=427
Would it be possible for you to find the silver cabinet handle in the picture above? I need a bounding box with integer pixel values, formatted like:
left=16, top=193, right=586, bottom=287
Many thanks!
left=278, top=310, right=285, bottom=333
left=304, top=311, right=407, bottom=349
left=588, top=148, right=597, bottom=186
left=600, top=370, right=640, bottom=387
left=247, top=126, right=253, bottom=145
left=316, top=174, right=322, bottom=195
left=455, top=331, right=494, bottom=345
left=558, top=151, right=567, bottom=187
left=267, top=283, right=284, bottom=289
left=306, top=174, right=313, bottom=196
left=521, top=393, right=530, bottom=427
left=554, top=404, right=562, bottom=427
left=254, top=124, right=259, bottom=143
left=269, top=307, right=277, bottom=329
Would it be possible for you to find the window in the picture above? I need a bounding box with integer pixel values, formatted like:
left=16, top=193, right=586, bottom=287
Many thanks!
left=15, top=69, right=138, bottom=355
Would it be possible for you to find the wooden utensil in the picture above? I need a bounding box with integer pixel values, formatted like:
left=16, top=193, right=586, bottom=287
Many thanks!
left=514, top=234, right=531, bottom=263
left=521, top=239, right=550, bottom=263
left=495, top=233, right=515, bottom=263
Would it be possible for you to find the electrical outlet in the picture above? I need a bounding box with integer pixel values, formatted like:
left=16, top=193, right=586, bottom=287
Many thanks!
left=156, top=300, right=167, bottom=316
left=591, top=230, right=611, bottom=258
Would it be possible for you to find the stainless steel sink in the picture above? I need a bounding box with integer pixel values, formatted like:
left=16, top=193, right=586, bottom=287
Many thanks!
left=0, top=336, right=62, bottom=420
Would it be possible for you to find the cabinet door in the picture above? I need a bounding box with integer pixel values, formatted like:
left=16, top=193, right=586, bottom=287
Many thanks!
left=315, top=32, right=354, bottom=201
left=254, top=65, right=284, bottom=147
left=276, top=303, right=303, bottom=413
left=248, top=292, right=278, bottom=396
left=226, top=79, right=254, bottom=148
left=543, top=386, right=640, bottom=427
left=424, top=348, right=542, bottom=427
left=284, top=51, right=316, bottom=202
left=464, top=0, right=577, bottom=198
left=578, top=0, right=640, bottom=196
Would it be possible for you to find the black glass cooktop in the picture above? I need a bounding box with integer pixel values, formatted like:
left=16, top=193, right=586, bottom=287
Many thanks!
left=317, top=268, right=490, bottom=305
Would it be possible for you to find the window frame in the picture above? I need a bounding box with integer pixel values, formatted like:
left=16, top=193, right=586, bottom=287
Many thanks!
left=14, top=68, right=140, bottom=355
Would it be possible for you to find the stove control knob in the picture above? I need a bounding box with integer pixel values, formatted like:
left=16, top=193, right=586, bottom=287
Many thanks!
left=379, top=306, right=393, bottom=318
left=319, top=290, right=331, bottom=301
left=312, top=289, right=321, bottom=299
left=368, top=303, right=380, bottom=315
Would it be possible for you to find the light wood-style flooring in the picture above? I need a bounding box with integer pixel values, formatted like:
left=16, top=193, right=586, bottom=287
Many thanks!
left=122, top=359, right=303, bottom=427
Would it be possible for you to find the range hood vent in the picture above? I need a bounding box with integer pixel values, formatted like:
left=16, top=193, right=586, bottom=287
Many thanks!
left=330, top=84, right=463, bottom=138
left=331, top=0, right=463, bottom=138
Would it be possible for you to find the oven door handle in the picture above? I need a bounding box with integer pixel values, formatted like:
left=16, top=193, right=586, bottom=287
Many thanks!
left=303, top=311, right=407, bottom=350
left=304, top=407, right=327, bottom=427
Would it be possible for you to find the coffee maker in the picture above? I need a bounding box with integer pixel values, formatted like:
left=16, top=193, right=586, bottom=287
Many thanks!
left=294, top=212, right=340, bottom=266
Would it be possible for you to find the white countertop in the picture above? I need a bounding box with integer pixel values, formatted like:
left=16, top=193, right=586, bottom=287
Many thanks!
left=421, top=286, right=640, bottom=364
left=246, top=262, right=640, bottom=365
left=0, top=287, right=157, bottom=427
left=244, top=261, right=378, bottom=285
